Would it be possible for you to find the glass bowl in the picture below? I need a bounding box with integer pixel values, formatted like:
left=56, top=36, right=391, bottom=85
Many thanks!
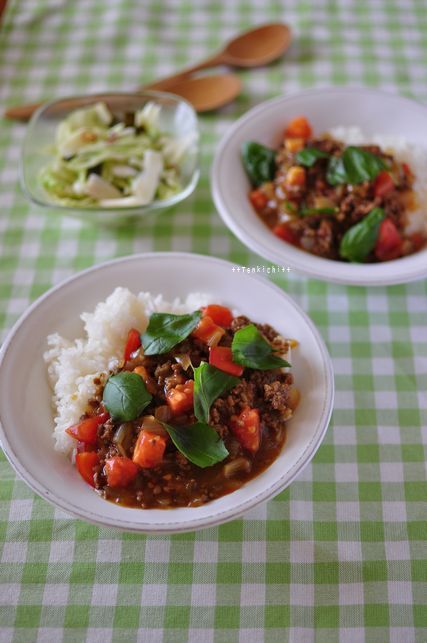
left=21, top=91, right=200, bottom=226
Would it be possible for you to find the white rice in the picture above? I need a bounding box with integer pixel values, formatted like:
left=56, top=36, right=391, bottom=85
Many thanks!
left=329, top=126, right=427, bottom=236
left=44, top=287, right=210, bottom=454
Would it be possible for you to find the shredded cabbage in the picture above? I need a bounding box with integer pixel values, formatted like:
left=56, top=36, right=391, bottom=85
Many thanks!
left=40, top=101, right=192, bottom=208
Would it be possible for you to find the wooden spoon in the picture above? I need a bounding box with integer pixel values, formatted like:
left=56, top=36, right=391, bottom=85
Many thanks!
left=163, top=73, right=242, bottom=112
left=4, top=73, right=243, bottom=121
left=4, top=23, right=291, bottom=121
left=147, top=23, right=292, bottom=90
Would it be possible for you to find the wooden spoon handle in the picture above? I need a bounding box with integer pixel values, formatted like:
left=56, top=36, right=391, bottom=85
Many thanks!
left=143, top=53, right=224, bottom=91
left=4, top=52, right=226, bottom=121
left=4, top=101, right=44, bottom=121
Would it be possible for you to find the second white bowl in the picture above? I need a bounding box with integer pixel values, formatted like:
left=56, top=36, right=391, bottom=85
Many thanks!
left=212, top=87, right=427, bottom=286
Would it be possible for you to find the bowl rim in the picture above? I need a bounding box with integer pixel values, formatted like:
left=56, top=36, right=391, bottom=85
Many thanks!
left=20, top=90, right=200, bottom=214
left=211, top=86, right=427, bottom=286
left=0, top=252, right=334, bottom=533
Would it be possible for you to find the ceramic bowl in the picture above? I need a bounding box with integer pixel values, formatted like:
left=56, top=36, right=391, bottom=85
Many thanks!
left=212, top=87, right=427, bottom=285
left=0, top=253, right=334, bottom=533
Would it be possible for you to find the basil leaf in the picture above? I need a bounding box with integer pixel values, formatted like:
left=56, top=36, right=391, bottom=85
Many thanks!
left=241, top=141, right=276, bottom=187
left=339, top=207, right=386, bottom=262
left=326, top=155, right=348, bottom=185
left=194, top=362, right=240, bottom=423
left=295, top=147, right=329, bottom=167
left=162, top=421, right=229, bottom=468
left=141, top=310, right=202, bottom=355
left=327, top=146, right=386, bottom=185
left=232, top=324, right=291, bottom=371
left=300, top=207, right=337, bottom=216
left=103, top=372, right=152, bottom=422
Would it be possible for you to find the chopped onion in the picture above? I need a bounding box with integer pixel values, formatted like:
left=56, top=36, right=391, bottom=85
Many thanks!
left=141, top=415, right=168, bottom=437
left=155, top=405, right=172, bottom=423
left=113, top=422, right=133, bottom=456
left=207, top=327, right=225, bottom=348
left=223, top=457, right=251, bottom=479
left=174, top=353, right=192, bottom=370
left=111, top=164, right=138, bottom=178
left=84, top=174, right=121, bottom=200
left=94, top=102, right=113, bottom=125
left=132, top=150, right=163, bottom=204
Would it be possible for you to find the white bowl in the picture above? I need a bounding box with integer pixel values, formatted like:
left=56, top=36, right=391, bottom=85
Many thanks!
left=212, top=87, right=427, bottom=286
left=0, top=253, right=334, bottom=533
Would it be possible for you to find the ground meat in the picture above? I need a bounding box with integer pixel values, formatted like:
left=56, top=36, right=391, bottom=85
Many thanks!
left=255, top=322, right=281, bottom=343
left=98, top=418, right=115, bottom=442
left=83, top=311, right=298, bottom=509
left=230, top=315, right=251, bottom=333
left=251, top=133, right=424, bottom=261
left=164, top=364, right=186, bottom=392
left=154, top=360, right=173, bottom=381
left=264, top=381, right=290, bottom=411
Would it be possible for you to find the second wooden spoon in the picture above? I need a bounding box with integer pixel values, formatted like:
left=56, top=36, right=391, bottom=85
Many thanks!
left=4, top=73, right=242, bottom=121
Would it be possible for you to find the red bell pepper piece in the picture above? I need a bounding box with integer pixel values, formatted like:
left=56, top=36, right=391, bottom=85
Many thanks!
left=192, top=315, right=225, bottom=347
left=202, top=305, right=233, bottom=328
left=76, top=452, right=99, bottom=487
left=209, top=346, right=243, bottom=377
left=123, top=328, right=141, bottom=362
left=66, top=412, right=110, bottom=445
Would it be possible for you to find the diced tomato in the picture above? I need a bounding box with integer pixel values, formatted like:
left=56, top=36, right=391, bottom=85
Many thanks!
left=76, top=451, right=99, bottom=487
left=273, top=224, right=299, bottom=246
left=410, top=232, right=425, bottom=251
left=133, top=431, right=166, bottom=468
left=66, top=412, right=110, bottom=445
left=249, top=189, right=268, bottom=210
left=104, top=456, right=139, bottom=488
left=373, top=171, right=394, bottom=197
left=285, top=166, right=306, bottom=187
left=123, top=328, right=141, bottom=362
left=402, top=162, right=412, bottom=178
left=375, top=217, right=403, bottom=261
left=209, top=346, right=243, bottom=377
left=166, top=380, right=194, bottom=415
left=230, top=408, right=261, bottom=454
left=284, top=116, right=312, bottom=140
left=192, top=315, right=225, bottom=347
left=202, top=305, right=233, bottom=328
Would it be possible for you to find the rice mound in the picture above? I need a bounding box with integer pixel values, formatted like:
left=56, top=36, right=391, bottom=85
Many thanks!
left=44, top=287, right=210, bottom=454
left=329, top=126, right=427, bottom=236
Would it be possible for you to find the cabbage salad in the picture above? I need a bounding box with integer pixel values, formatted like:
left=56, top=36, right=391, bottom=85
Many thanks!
left=39, top=101, right=194, bottom=208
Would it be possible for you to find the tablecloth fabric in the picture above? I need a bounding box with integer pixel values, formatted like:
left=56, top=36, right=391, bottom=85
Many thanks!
left=0, top=1, right=426, bottom=641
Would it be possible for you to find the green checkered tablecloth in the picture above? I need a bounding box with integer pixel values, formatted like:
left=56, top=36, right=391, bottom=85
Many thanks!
left=1, top=0, right=426, bottom=641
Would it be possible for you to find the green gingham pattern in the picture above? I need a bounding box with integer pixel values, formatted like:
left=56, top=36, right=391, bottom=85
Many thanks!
left=1, top=0, right=426, bottom=641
